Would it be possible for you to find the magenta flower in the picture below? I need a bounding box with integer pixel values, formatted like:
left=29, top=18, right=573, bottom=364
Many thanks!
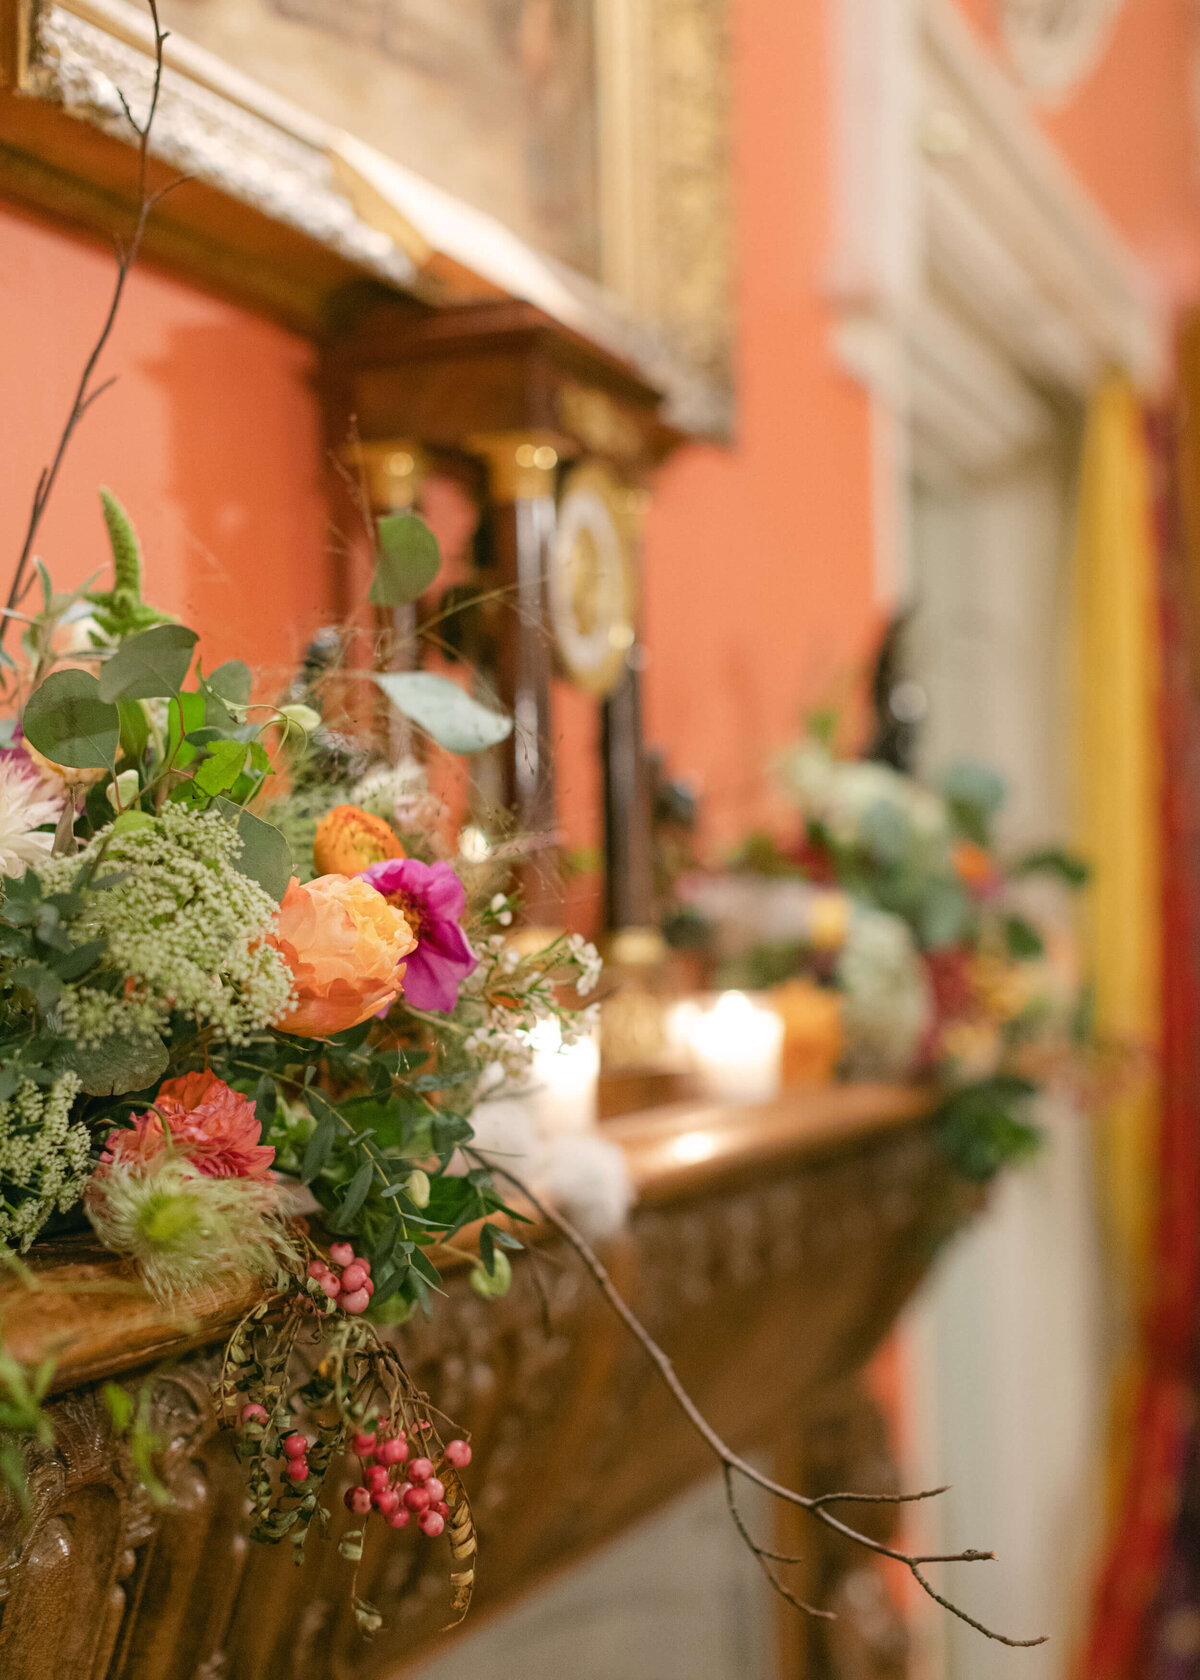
left=358, top=857, right=477, bottom=1013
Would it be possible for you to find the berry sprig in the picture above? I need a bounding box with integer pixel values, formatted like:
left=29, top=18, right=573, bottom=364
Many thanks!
left=306, top=1240, right=375, bottom=1314
left=342, top=1426, right=472, bottom=1539
left=217, top=1254, right=478, bottom=1637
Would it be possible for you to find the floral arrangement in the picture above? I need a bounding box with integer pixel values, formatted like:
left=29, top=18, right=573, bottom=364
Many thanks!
left=0, top=470, right=610, bottom=1628
left=676, top=729, right=1092, bottom=1177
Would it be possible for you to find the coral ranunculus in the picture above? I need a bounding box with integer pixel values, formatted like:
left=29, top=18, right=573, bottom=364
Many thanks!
left=313, top=804, right=405, bottom=877
left=359, top=857, right=478, bottom=1013
left=99, top=1071, right=275, bottom=1180
left=270, top=874, right=417, bottom=1038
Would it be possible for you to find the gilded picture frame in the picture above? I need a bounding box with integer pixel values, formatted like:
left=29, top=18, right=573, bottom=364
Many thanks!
left=0, top=0, right=732, bottom=434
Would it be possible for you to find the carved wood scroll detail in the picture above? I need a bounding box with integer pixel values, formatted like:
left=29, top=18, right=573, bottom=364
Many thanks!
left=0, top=1118, right=974, bottom=1680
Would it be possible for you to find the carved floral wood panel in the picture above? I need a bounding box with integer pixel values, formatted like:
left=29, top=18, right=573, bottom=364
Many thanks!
left=0, top=1117, right=974, bottom=1680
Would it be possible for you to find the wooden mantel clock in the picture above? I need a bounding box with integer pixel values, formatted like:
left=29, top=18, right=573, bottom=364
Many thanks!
left=321, top=296, right=677, bottom=933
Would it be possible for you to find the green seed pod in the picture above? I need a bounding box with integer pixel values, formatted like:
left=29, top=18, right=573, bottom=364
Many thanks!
left=470, top=1250, right=512, bottom=1300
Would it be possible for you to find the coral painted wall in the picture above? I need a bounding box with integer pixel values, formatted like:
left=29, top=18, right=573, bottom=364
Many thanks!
left=640, top=0, right=879, bottom=856
left=952, top=0, right=1200, bottom=306
left=0, top=0, right=1196, bottom=886
left=0, top=201, right=332, bottom=683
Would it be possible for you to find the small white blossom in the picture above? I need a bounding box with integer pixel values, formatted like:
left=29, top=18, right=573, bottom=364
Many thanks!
left=38, top=805, right=292, bottom=1047
left=0, top=1073, right=88, bottom=1251
left=836, top=908, right=932, bottom=1077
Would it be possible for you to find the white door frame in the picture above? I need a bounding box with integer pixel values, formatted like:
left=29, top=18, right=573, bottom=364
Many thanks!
left=825, top=6, right=1163, bottom=1676
left=827, top=0, right=1163, bottom=601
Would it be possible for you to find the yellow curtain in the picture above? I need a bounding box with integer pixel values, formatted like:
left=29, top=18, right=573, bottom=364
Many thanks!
left=1072, top=374, right=1162, bottom=1490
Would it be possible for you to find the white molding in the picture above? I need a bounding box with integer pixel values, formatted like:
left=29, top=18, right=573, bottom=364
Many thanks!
left=828, top=0, right=1165, bottom=512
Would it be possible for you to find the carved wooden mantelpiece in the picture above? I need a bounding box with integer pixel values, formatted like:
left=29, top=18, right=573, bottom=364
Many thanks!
left=0, top=1085, right=975, bottom=1680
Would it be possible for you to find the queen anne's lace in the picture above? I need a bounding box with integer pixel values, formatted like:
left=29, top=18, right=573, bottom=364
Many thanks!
left=0, top=1072, right=88, bottom=1250
left=38, top=805, right=293, bottom=1047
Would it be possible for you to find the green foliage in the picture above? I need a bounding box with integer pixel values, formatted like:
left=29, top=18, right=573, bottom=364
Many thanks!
left=716, top=940, right=808, bottom=991
left=369, top=512, right=442, bottom=606
left=470, top=1244, right=512, bottom=1299
left=726, top=831, right=801, bottom=877
left=103, top=1380, right=171, bottom=1506
left=205, top=660, right=253, bottom=707
left=1011, top=846, right=1090, bottom=888
left=22, top=669, right=119, bottom=769
left=1003, top=913, right=1045, bottom=961
left=934, top=1076, right=1042, bottom=1181
left=942, top=761, right=1007, bottom=847
left=214, top=800, right=292, bottom=900
left=374, top=671, right=512, bottom=754
left=0, top=1339, right=55, bottom=1513
left=68, top=1032, right=168, bottom=1098
left=97, top=623, right=198, bottom=702
left=87, top=490, right=173, bottom=639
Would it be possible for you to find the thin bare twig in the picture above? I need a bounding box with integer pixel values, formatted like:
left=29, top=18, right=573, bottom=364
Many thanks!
left=722, top=1466, right=832, bottom=1620
left=0, top=0, right=171, bottom=651
left=469, top=1151, right=1047, bottom=1650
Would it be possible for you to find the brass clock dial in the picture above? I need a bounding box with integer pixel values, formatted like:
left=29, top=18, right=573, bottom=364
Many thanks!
left=548, top=462, right=636, bottom=697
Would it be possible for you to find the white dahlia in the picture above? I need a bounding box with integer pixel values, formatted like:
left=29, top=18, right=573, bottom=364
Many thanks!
left=0, top=748, right=65, bottom=878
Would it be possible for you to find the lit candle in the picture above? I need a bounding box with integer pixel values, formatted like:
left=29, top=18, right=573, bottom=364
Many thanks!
left=524, top=1017, right=601, bottom=1132
left=681, top=990, right=784, bottom=1104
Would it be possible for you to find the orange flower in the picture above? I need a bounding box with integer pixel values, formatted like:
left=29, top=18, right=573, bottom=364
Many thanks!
left=952, top=840, right=998, bottom=894
left=313, top=804, right=404, bottom=876
left=99, top=1071, right=275, bottom=1180
left=270, top=873, right=417, bottom=1038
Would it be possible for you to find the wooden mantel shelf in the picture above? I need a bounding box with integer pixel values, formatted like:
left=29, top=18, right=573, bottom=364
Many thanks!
left=0, top=1082, right=934, bottom=1394
left=0, top=1082, right=973, bottom=1680
left=609, top=1081, right=933, bottom=1202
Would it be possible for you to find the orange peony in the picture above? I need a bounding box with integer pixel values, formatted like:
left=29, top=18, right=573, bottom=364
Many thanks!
left=270, top=873, right=417, bottom=1038
left=313, top=804, right=404, bottom=876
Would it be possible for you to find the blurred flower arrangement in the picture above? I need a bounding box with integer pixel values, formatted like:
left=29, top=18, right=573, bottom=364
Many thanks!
left=675, top=726, right=1094, bottom=1178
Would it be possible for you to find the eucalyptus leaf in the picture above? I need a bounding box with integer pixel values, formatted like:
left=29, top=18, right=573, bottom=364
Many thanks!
left=215, top=799, right=292, bottom=900
left=301, top=1117, right=335, bottom=1185
left=918, top=879, right=969, bottom=949
left=336, top=1159, right=375, bottom=1227
left=97, top=624, right=198, bottom=702
left=373, top=671, right=511, bottom=754
left=858, top=799, right=911, bottom=866
left=68, top=1033, right=169, bottom=1098
left=206, top=660, right=253, bottom=705
left=22, top=670, right=119, bottom=770
left=116, top=699, right=150, bottom=765
left=369, top=512, right=441, bottom=606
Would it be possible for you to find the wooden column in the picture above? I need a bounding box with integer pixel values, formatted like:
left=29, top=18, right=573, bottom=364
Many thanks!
left=343, top=438, right=429, bottom=760
left=470, top=432, right=564, bottom=921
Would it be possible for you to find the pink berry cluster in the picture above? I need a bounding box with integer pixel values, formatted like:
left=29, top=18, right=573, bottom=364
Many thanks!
left=307, top=1241, right=374, bottom=1314
left=238, top=1404, right=314, bottom=1486
left=342, top=1427, right=473, bottom=1540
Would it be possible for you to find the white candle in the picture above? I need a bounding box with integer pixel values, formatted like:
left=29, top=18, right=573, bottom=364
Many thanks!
left=525, top=1017, right=601, bottom=1132
left=681, top=990, right=784, bottom=1104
